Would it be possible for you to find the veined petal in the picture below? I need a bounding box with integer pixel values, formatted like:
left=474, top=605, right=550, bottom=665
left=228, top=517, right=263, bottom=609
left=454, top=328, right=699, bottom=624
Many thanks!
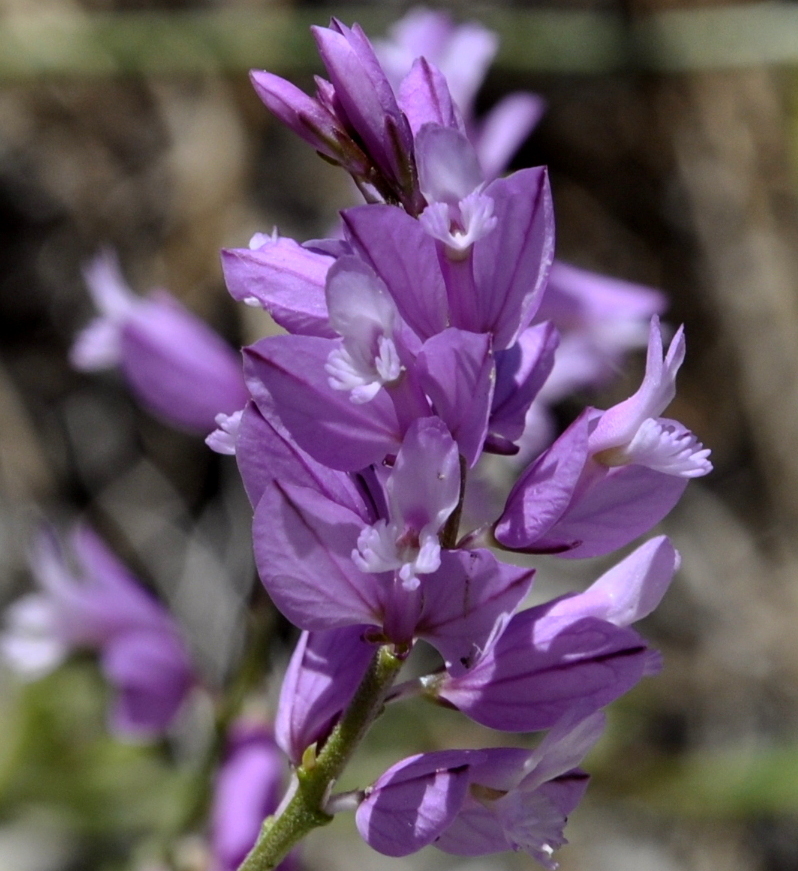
left=472, top=167, right=555, bottom=349
left=357, top=750, right=481, bottom=857
left=435, top=612, right=648, bottom=732
left=417, top=549, right=534, bottom=676
left=543, top=536, right=680, bottom=629
left=397, top=58, right=464, bottom=135
left=253, top=481, right=382, bottom=631
left=275, top=626, right=375, bottom=765
left=343, top=205, right=448, bottom=340
left=244, top=335, right=403, bottom=471
left=221, top=238, right=335, bottom=338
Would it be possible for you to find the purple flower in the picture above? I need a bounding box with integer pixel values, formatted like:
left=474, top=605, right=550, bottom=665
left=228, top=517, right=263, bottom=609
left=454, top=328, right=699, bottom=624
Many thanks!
left=434, top=712, right=604, bottom=867
left=356, top=749, right=484, bottom=856
left=1, top=525, right=196, bottom=740
left=210, top=720, right=296, bottom=871
left=495, top=317, right=711, bottom=557
left=275, top=626, right=376, bottom=765
left=533, top=260, right=666, bottom=400
left=251, top=417, right=533, bottom=670
left=374, top=8, right=544, bottom=178
left=356, top=711, right=604, bottom=867
left=429, top=606, right=649, bottom=732
left=71, top=250, right=248, bottom=434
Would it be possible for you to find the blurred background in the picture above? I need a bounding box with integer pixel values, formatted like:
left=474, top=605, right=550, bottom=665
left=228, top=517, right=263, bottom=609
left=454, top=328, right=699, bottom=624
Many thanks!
left=2, top=0, right=798, bottom=869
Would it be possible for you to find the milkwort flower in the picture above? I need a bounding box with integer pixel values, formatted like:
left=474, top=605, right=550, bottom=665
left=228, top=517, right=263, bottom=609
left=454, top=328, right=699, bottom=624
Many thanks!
left=71, top=250, right=248, bottom=435
left=1, top=525, right=196, bottom=739
left=215, top=11, right=712, bottom=869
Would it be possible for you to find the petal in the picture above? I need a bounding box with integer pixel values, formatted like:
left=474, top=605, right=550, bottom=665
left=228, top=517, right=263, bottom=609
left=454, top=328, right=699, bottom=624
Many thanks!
left=543, top=536, right=680, bottom=628
left=417, top=549, right=534, bottom=675
left=221, top=239, right=336, bottom=338
left=211, top=723, right=286, bottom=871
left=531, top=462, right=689, bottom=559
left=397, top=59, right=464, bottom=135
left=415, top=124, right=483, bottom=205
left=235, top=402, right=363, bottom=513
left=472, top=167, right=555, bottom=349
left=101, top=629, right=194, bottom=739
left=417, top=329, right=495, bottom=467
left=494, top=410, right=592, bottom=551
left=275, top=627, right=376, bottom=764
left=356, top=750, right=481, bottom=857
left=343, top=205, right=448, bottom=340
left=436, top=613, right=648, bottom=732
left=490, top=321, right=559, bottom=444
left=387, top=417, right=460, bottom=531
left=252, top=481, right=382, bottom=631
left=244, top=335, right=402, bottom=471
left=119, top=293, right=248, bottom=434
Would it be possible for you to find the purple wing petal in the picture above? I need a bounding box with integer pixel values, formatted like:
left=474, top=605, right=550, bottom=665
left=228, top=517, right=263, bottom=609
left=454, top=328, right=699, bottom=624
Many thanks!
left=417, top=549, right=534, bottom=676
left=397, top=58, right=464, bottom=135
left=494, top=410, right=592, bottom=551
left=252, top=481, right=382, bottom=631
left=417, top=329, right=494, bottom=466
left=101, top=629, right=194, bottom=739
left=490, top=321, right=559, bottom=444
left=235, top=401, right=364, bottom=514
left=356, top=750, right=481, bottom=857
left=472, top=167, right=555, bottom=349
left=543, top=536, right=680, bottom=627
left=221, top=239, right=336, bottom=338
left=244, top=335, right=402, bottom=471
left=119, top=293, right=248, bottom=434
left=436, top=612, right=648, bottom=732
left=275, top=626, right=376, bottom=764
left=343, top=205, right=448, bottom=340
left=532, top=463, right=688, bottom=559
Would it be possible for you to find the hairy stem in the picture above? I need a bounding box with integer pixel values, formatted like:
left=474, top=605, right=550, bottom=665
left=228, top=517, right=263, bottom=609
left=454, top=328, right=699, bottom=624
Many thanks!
left=237, top=644, right=404, bottom=871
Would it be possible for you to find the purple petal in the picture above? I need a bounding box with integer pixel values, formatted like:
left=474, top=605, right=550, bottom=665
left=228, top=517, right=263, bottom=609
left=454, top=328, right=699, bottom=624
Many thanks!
left=275, top=627, right=376, bottom=765
left=472, top=167, right=555, bottom=349
left=252, top=481, right=381, bottom=631
left=417, top=329, right=494, bottom=466
left=357, top=750, right=481, bottom=857
left=543, top=536, right=680, bottom=628
left=490, top=321, right=559, bottom=445
left=415, top=125, right=483, bottom=204
left=476, top=92, right=546, bottom=179
left=417, top=549, right=534, bottom=675
left=211, top=722, right=287, bottom=871
left=101, top=629, right=194, bottom=739
left=397, top=59, right=464, bottom=136
left=495, top=410, right=592, bottom=551
left=387, top=417, right=460, bottom=532
left=313, top=22, right=412, bottom=185
left=221, top=239, right=336, bottom=338
left=244, top=335, right=402, bottom=471
left=436, top=611, right=648, bottom=731
left=343, top=205, right=448, bottom=340
left=530, top=462, right=689, bottom=559
left=235, top=402, right=363, bottom=513
left=118, top=292, right=248, bottom=434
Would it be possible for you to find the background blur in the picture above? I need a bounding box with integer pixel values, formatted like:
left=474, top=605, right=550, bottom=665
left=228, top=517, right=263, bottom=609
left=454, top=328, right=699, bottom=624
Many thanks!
left=2, top=1, right=798, bottom=869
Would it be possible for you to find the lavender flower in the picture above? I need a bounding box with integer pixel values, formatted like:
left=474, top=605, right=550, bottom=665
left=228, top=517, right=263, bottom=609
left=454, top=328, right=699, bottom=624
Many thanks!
left=210, top=721, right=296, bottom=871
left=71, top=250, right=248, bottom=434
left=1, top=525, right=195, bottom=739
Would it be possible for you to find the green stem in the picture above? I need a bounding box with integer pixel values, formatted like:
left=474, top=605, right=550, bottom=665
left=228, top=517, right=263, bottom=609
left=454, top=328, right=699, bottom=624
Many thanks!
left=237, top=644, right=404, bottom=871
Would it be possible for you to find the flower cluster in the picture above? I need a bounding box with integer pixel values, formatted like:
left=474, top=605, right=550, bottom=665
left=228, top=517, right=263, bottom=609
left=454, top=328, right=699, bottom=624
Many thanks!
left=1, top=525, right=196, bottom=740
left=1, top=8, right=711, bottom=871
left=211, top=9, right=710, bottom=867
